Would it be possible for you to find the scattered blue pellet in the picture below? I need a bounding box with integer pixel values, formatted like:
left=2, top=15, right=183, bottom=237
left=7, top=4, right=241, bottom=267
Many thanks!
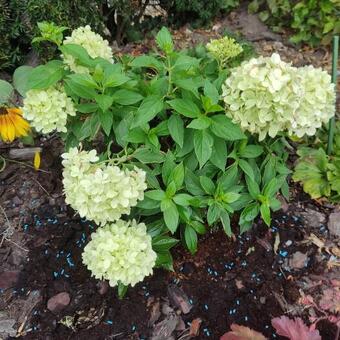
left=244, top=316, right=248, bottom=321
left=251, top=272, right=256, bottom=278
left=241, top=260, right=247, bottom=267
left=189, top=299, right=193, bottom=305
left=265, top=325, right=269, bottom=329
left=61, top=269, right=65, bottom=275
left=236, top=300, right=240, bottom=305
left=44, top=249, right=48, bottom=255
left=279, top=250, right=288, bottom=257
left=64, top=273, right=70, bottom=278
left=105, top=320, right=113, bottom=325
left=132, top=325, right=136, bottom=331
left=145, top=292, right=150, bottom=297
left=214, top=271, right=218, bottom=276
left=204, top=304, right=208, bottom=310
left=53, top=271, right=59, bottom=278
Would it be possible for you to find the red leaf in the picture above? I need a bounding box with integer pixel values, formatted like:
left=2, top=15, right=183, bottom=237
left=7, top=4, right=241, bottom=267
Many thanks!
left=271, top=316, right=321, bottom=340
left=220, top=324, right=267, bottom=340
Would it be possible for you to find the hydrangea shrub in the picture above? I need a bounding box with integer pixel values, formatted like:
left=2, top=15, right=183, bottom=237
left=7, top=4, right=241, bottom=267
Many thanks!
left=13, top=24, right=335, bottom=295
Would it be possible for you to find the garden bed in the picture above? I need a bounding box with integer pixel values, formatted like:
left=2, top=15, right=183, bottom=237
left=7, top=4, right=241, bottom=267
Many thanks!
left=0, top=152, right=338, bottom=339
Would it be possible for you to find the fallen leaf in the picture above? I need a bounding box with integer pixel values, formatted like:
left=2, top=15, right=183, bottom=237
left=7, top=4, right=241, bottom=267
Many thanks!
left=189, top=318, right=202, bottom=337
left=319, top=288, right=340, bottom=313
left=274, top=233, right=280, bottom=254
left=167, top=285, right=192, bottom=314
left=220, top=324, right=267, bottom=340
left=271, top=316, right=321, bottom=340
left=235, top=279, right=244, bottom=290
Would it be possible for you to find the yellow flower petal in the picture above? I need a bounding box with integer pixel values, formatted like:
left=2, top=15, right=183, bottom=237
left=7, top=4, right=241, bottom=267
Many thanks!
left=34, top=151, right=41, bottom=170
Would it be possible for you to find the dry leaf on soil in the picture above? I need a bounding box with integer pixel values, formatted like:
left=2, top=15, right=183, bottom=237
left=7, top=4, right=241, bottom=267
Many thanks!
left=271, top=316, right=321, bottom=340
left=220, top=324, right=267, bottom=340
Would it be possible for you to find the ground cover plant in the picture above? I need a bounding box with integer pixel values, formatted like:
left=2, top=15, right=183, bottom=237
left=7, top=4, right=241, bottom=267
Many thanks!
left=0, top=22, right=336, bottom=304
left=248, top=0, right=340, bottom=45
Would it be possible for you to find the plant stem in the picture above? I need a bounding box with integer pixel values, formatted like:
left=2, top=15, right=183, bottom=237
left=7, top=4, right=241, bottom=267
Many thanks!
left=327, top=35, right=339, bottom=155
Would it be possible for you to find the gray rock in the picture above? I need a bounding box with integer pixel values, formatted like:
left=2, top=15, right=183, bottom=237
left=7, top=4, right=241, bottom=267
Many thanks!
left=286, top=251, right=309, bottom=270
left=328, top=212, right=340, bottom=237
left=0, top=270, right=20, bottom=289
left=0, top=318, right=16, bottom=337
left=299, top=208, right=326, bottom=229
left=47, top=292, right=70, bottom=313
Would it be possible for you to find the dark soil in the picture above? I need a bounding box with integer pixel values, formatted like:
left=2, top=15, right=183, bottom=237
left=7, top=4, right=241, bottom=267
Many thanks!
left=0, top=167, right=335, bottom=339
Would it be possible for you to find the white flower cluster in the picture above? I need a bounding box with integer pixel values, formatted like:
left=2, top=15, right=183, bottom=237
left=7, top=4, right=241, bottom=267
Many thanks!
left=62, top=147, right=147, bottom=225
left=222, top=53, right=335, bottom=140
left=23, top=86, right=76, bottom=133
left=206, top=36, right=243, bottom=67
left=62, top=25, right=114, bottom=73
left=82, top=220, right=157, bottom=287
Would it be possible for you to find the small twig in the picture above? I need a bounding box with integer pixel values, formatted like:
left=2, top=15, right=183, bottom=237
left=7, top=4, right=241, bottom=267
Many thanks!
left=32, top=178, right=51, bottom=197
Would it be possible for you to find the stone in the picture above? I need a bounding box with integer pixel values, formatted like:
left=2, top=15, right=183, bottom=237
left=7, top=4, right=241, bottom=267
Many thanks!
left=300, top=208, right=326, bottom=229
left=0, top=318, right=16, bottom=337
left=0, top=270, right=20, bottom=289
left=328, top=212, right=340, bottom=237
left=47, top=292, right=70, bottom=313
left=287, top=251, right=309, bottom=270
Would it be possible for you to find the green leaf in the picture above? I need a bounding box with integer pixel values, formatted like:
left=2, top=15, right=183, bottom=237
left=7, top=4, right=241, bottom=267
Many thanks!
left=155, top=251, right=174, bottom=271
left=145, top=189, right=166, bottom=201
left=239, top=159, right=255, bottom=180
left=163, top=201, right=179, bottom=233
left=168, top=98, right=200, bottom=118
left=168, top=115, right=184, bottom=147
left=204, top=80, right=219, bottom=104
left=102, top=69, right=130, bottom=88
left=112, top=89, right=143, bottom=105
left=169, top=162, right=185, bottom=189
left=223, top=192, right=241, bottom=204
left=184, top=226, right=197, bottom=254
left=99, top=110, right=113, bottom=136
left=117, top=282, right=128, bottom=299
left=240, top=203, right=260, bottom=223
left=210, top=137, right=227, bottom=171
left=76, top=103, right=98, bottom=113
left=220, top=210, right=232, bottom=236
left=132, top=95, right=163, bottom=128
left=174, top=78, right=201, bottom=98
left=60, top=44, right=94, bottom=67
left=210, top=115, right=246, bottom=141
left=126, top=127, right=146, bottom=143
left=185, top=169, right=205, bottom=196
left=162, top=152, right=176, bottom=185
left=65, top=78, right=97, bottom=99
left=191, top=221, right=206, bottom=235
left=137, top=197, right=160, bottom=210
left=133, top=148, right=165, bottom=163
left=187, top=116, right=211, bottom=130
left=0, top=80, right=13, bottom=104
left=245, top=175, right=261, bottom=199
left=67, top=73, right=98, bottom=88
left=152, top=235, right=178, bottom=252
left=173, top=55, right=199, bottom=71
left=12, top=66, right=33, bottom=96
left=239, top=145, right=264, bottom=158
left=27, top=61, right=64, bottom=90
left=155, top=27, right=173, bottom=53
left=194, top=129, right=214, bottom=168
left=95, top=94, right=114, bottom=112
left=260, top=204, right=271, bottom=226
left=173, top=193, right=193, bottom=206
left=218, top=163, right=239, bottom=191
left=207, top=203, right=221, bottom=225
left=130, top=55, right=163, bottom=71
left=199, top=176, right=215, bottom=195
left=166, top=181, right=177, bottom=198
left=263, top=176, right=285, bottom=198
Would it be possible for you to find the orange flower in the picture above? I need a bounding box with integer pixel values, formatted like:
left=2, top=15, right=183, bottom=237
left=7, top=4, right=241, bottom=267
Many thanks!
left=0, top=107, right=30, bottom=143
